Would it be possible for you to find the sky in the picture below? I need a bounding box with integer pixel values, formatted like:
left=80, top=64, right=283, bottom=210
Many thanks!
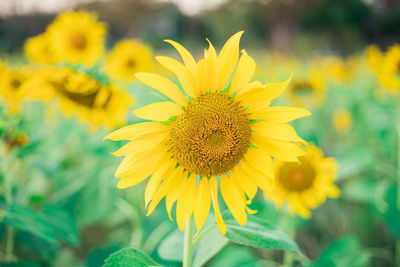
left=0, top=0, right=227, bottom=16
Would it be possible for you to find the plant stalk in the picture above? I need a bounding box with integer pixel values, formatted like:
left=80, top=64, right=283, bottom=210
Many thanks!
left=183, top=216, right=194, bottom=267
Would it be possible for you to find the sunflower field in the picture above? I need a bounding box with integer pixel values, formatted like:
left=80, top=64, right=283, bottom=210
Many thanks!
left=0, top=1, right=400, bottom=267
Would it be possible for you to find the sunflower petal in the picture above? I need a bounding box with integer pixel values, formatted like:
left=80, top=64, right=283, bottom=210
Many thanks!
left=156, top=56, right=197, bottom=97
left=253, top=122, right=307, bottom=144
left=176, top=174, right=196, bottom=231
left=104, top=122, right=166, bottom=141
left=164, top=40, right=197, bottom=73
left=193, top=177, right=211, bottom=236
left=135, top=72, right=187, bottom=106
left=217, top=31, right=243, bottom=91
left=220, top=174, right=247, bottom=225
left=250, top=106, right=311, bottom=123
left=229, top=50, right=256, bottom=94
left=210, top=176, right=227, bottom=235
left=133, top=101, right=183, bottom=121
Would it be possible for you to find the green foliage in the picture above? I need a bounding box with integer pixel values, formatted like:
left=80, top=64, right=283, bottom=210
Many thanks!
left=222, top=211, right=300, bottom=252
left=103, top=247, right=161, bottom=267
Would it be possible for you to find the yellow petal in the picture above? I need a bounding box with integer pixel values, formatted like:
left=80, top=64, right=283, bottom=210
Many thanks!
left=135, top=72, right=187, bottom=106
left=166, top=177, right=186, bottom=221
left=196, top=58, right=208, bottom=95
left=250, top=107, right=311, bottom=123
left=193, top=177, right=211, bottom=236
left=133, top=101, right=183, bottom=121
left=220, top=174, right=247, bottom=226
left=115, top=145, right=167, bottom=177
left=176, top=174, right=196, bottom=231
left=147, top=166, right=185, bottom=216
left=156, top=56, right=197, bottom=97
left=204, top=39, right=219, bottom=92
left=236, top=75, right=292, bottom=109
left=230, top=166, right=258, bottom=203
left=145, top=161, right=174, bottom=207
left=253, top=135, right=305, bottom=162
left=229, top=50, right=256, bottom=94
left=112, top=131, right=168, bottom=157
left=104, top=122, right=166, bottom=141
left=242, top=147, right=273, bottom=177
left=252, top=122, right=306, bottom=144
left=217, top=31, right=244, bottom=91
left=164, top=40, right=197, bottom=73
left=239, top=160, right=274, bottom=193
left=210, top=176, right=227, bottom=235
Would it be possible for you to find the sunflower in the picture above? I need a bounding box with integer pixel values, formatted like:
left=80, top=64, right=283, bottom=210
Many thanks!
left=106, top=39, right=153, bottom=80
left=25, top=67, right=133, bottom=131
left=378, top=44, right=400, bottom=93
left=287, top=68, right=326, bottom=108
left=265, top=145, right=340, bottom=219
left=333, top=109, right=352, bottom=133
left=321, top=56, right=358, bottom=84
left=0, top=67, right=30, bottom=114
left=366, top=45, right=383, bottom=76
left=24, top=33, right=57, bottom=64
left=46, top=10, right=107, bottom=66
left=105, top=31, right=311, bottom=235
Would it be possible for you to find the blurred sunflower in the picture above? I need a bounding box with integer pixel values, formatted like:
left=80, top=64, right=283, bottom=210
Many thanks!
left=378, top=44, right=400, bottom=93
left=321, top=56, right=358, bottom=84
left=366, top=45, right=383, bottom=75
left=265, top=145, right=340, bottom=219
left=0, top=67, right=30, bottom=114
left=333, top=109, right=352, bottom=133
left=105, top=31, right=311, bottom=235
left=288, top=68, right=326, bottom=108
left=24, top=33, right=56, bottom=64
left=27, top=67, right=133, bottom=131
left=46, top=10, right=107, bottom=66
left=106, top=39, right=153, bottom=80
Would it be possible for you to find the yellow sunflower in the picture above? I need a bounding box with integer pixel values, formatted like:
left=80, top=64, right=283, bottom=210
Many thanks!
left=287, top=68, right=326, bottom=108
left=24, top=33, right=57, bottom=64
left=0, top=67, right=30, bottom=114
left=105, top=32, right=311, bottom=235
left=379, top=44, right=400, bottom=93
left=106, top=39, right=153, bottom=80
left=24, top=67, right=133, bottom=131
left=46, top=10, right=107, bottom=66
left=265, top=145, right=340, bottom=219
left=366, top=44, right=383, bottom=76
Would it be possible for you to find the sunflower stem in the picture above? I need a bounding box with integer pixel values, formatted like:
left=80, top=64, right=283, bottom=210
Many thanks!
left=183, top=216, right=194, bottom=267
left=396, top=113, right=400, bottom=265
left=283, top=216, right=297, bottom=267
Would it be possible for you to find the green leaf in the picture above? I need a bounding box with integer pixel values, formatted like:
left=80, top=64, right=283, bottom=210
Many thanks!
left=383, top=184, right=400, bottom=240
left=313, top=235, right=371, bottom=267
left=221, top=211, right=300, bottom=252
left=103, top=247, right=162, bottom=267
left=42, top=205, right=80, bottom=245
left=3, top=204, right=58, bottom=244
left=209, top=246, right=257, bottom=267
left=157, top=229, right=183, bottom=262
left=192, top=226, right=228, bottom=267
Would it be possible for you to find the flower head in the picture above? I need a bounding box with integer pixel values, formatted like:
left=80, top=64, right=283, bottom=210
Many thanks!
left=265, top=145, right=340, bottom=219
left=24, top=33, right=57, bottom=64
left=46, top=10, right=107, bottom=65
left=105, top=32, right=311, bottom=234
left=0, top=66, right=30, bottom=114
left=106, top=39, right=153, bottom=80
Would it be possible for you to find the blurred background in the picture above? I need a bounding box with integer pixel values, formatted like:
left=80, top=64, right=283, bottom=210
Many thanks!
left=1, top=0, right=400, bottom=55
left=0, top=0, right=400, bottom=267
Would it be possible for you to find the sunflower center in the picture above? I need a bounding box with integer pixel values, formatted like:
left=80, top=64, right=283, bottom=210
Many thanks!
left=169, top=92, right=251, bottom=177
left=125, top=58, right=136, bottom=69
left=10, top=78, right=22, bottom=90
left=278, top=161, right=316, bottom=192
left=70, top=32, right=87, bottom=50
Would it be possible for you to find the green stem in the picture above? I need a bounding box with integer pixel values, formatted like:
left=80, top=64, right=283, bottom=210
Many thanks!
left=1, top=143, right=15, bottom=262
left=183, top=216, right=194, bottom=267
left=192, top=225, right=216, bottom=247
left=283, top=217, right=297, bottom=267
left=396, top=117, right=400, bottom=265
